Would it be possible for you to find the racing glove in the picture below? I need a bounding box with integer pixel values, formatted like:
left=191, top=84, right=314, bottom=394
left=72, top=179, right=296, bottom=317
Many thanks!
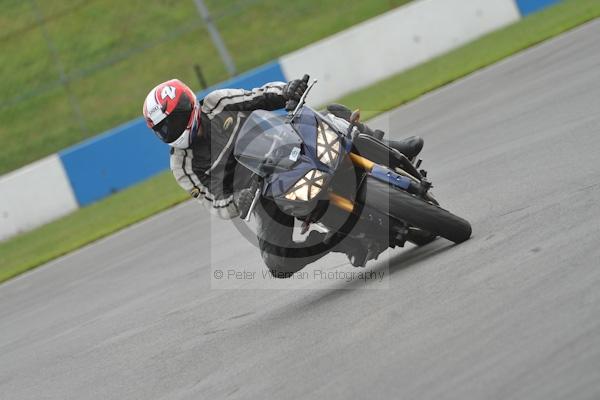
left=191, top=187, right=240, bottom=220
left=235, top=188, right=255, bottom=220
left=283, top=76, right=309, bottom=103
left=235, top=175, right=261, bottom=220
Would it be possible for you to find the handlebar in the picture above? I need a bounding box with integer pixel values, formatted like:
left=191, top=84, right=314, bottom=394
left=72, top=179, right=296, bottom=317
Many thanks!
left=288, top=75, right=318, bottom=121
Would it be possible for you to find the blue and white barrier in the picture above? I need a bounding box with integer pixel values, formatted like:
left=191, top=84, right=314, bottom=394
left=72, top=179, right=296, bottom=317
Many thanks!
left=515, top=0, right=562, bottom=16
left=280, top=0, right=521, bottom=107
left=0, top=155, right=78, bottom=240
left=59, top=61, right=287, bottom=207
left=0, top=0, right=564, bottom=241
left=0, top=62, right=286, bottom=241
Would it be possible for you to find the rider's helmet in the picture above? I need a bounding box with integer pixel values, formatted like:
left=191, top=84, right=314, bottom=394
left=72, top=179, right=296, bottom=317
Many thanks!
left=143, top=79, right=200, bottom=149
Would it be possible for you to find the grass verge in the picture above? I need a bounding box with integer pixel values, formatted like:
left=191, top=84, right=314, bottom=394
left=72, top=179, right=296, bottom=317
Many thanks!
left=1, top=0, right=599, bottom=283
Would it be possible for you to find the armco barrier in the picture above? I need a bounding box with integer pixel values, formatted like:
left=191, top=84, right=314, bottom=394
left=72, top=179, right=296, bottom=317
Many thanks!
left=59, top=61, right=286, bottom=207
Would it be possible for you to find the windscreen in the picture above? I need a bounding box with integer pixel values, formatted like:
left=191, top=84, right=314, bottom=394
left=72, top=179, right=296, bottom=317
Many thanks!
left=234, top=110, right=303, bottom=177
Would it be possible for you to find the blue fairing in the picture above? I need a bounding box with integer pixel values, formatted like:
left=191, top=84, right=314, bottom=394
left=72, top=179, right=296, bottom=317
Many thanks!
left=264, top=108, right=319, bottom=199
left=264, top=107, right=351, bottom=199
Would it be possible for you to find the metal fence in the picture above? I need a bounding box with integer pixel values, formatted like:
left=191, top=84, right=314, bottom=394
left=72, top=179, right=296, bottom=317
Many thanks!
left=1, top=0, right=257, bottom=131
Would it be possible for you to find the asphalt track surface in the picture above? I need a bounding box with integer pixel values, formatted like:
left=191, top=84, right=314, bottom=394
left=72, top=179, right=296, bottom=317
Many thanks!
left=2, top=20, right=600, bottom=400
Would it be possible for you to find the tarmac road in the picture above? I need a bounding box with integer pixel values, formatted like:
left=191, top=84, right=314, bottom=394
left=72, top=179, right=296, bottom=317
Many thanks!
left=2, top=20, right=600, bottom=400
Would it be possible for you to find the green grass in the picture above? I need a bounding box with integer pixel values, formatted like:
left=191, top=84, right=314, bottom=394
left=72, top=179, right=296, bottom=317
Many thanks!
left=0, top=0, right=411, bottom=175
left=1, top=0, right=599, bottom=283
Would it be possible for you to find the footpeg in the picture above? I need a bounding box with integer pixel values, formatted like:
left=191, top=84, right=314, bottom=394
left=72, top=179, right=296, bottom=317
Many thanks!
left=408, top=178, right=433, bottom=197
left=420, top=178, right=432, bottom=193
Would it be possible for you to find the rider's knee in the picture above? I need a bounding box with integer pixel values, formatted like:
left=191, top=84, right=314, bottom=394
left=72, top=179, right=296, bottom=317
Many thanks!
left=261, top=252, right=307, bottom=279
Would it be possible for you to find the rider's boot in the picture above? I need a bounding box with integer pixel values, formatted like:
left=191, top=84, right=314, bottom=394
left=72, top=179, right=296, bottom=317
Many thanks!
left=326, top=104, right=424, bottom=160
left=326, top=103, right=353, bottom=121
left=384, top=136, right=424, bottom=160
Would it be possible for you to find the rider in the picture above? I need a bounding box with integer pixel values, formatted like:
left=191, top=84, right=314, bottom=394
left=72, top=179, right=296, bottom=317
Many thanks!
left=142, top=77, right=424, bottom=277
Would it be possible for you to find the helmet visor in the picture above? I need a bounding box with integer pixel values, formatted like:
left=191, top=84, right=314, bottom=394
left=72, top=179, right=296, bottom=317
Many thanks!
left=151, top=93, right=194, bottom=143
left=152, top=110, right=192, bottom=143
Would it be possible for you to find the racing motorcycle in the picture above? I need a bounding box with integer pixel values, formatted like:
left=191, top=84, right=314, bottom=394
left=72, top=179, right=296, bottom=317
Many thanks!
left=234, top=76, right=471, bottom=268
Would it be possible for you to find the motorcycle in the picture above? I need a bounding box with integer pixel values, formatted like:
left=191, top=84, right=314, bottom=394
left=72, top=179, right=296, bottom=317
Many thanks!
left=233, top=76, right=471, bottom=268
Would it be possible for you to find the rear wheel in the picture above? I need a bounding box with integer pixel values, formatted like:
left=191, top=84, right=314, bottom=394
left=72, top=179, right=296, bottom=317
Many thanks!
left=362, top=177, right=471, bottom=244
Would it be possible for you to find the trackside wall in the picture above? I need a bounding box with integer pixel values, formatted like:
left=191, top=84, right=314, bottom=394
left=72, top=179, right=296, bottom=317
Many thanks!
left=279, top=0, right=521, bottom=106
left=0, top=155, right=78, bottom=241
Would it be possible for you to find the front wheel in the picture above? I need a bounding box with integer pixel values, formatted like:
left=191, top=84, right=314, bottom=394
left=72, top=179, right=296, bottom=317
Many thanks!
left=362, top=177, right=472, bottom=244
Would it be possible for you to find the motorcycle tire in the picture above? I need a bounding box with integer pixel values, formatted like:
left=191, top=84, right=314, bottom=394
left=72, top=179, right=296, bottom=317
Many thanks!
left=362, top=177, right=472, bottom=244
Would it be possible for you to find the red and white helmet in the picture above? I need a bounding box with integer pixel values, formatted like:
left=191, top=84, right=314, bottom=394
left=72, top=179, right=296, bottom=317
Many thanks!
left=143, top=79, right=200, bottom=148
